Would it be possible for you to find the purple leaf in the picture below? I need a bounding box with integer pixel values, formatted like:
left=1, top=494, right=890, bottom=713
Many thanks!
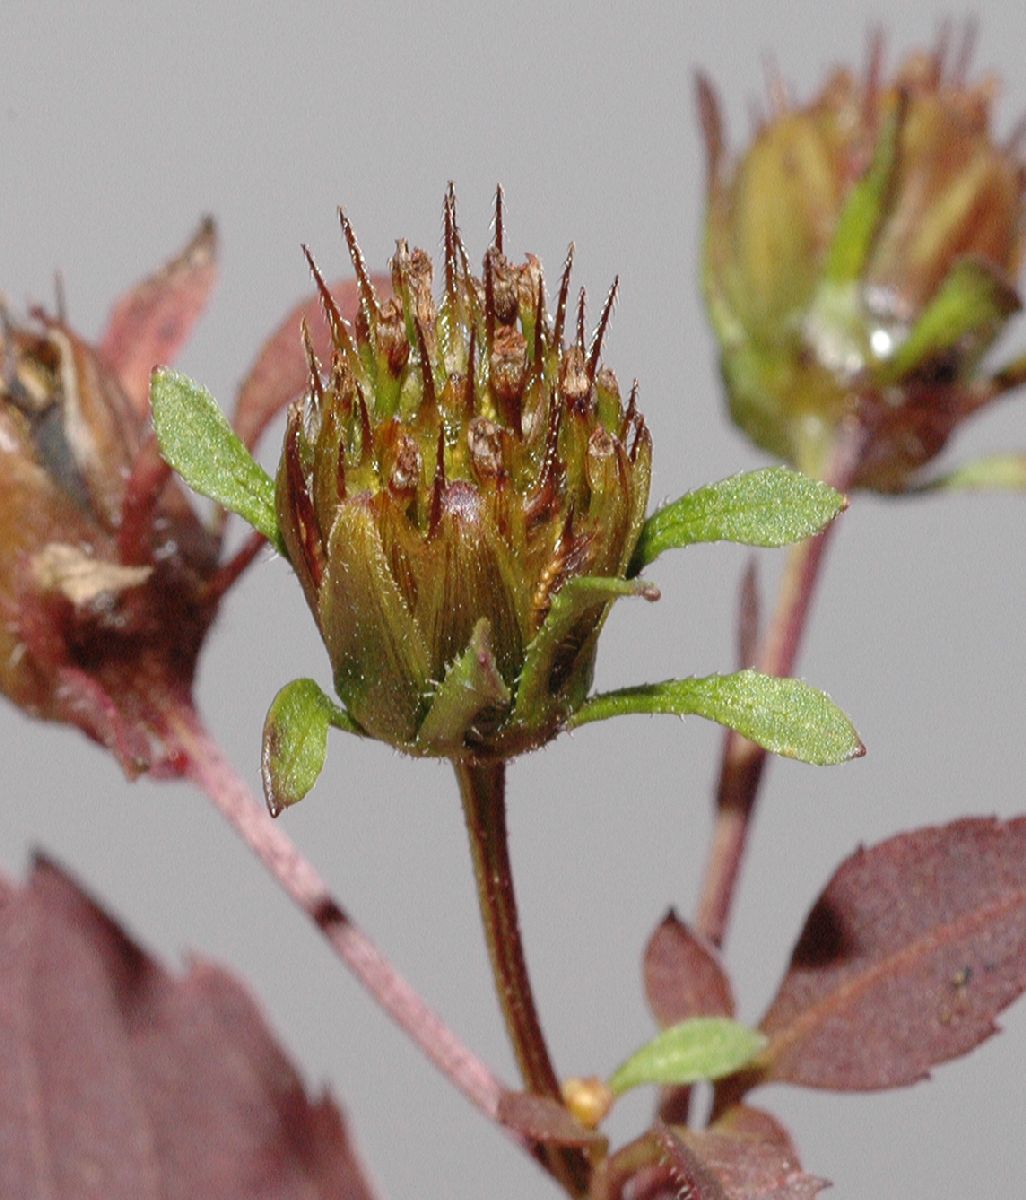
left=760, top=816, right=1026, bottom=1089
left=673, top=1124, right=827, bottom=1199
left=0, top=858, right=378, bottom=1200
left=98, top=218, right=218, bottom=415
left=496, top=1091, right=607, bottom=1149
left=644, top=908, right=735, bottom=1027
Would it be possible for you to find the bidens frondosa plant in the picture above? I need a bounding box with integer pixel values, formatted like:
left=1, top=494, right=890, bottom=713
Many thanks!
left=152, top=189, right=861, bottom=812
left=701, top=32, right=1026, bottom=492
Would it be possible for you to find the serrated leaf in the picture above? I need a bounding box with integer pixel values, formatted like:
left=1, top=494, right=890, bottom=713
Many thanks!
left=669, top=1125, right=828, bottom=1199
left=513, top=575, right=659, bottom=725
left=416, top=619, right=511, bottom=754
left=150, top=367, right=283, bottom=550
left=608, top=1017, right=767, bottom=1095
left=758, top=816, right=1026, bottom=1091
left=261, top=678, right=359, bottom=816
left=569, top=670, right=864, bottom=766
left=630, top=469, right=845, bottom=573
left=0, top=859, right=378, bottom=1200
left=645, top=909, right=735, bottom=1028
left=918, top=453, right=1026, bottom=493
left=881, top=259, right=1021, bottom=382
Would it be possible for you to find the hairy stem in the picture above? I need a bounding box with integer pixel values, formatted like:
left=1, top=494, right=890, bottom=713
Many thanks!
left=164, top=703, right=516, bottom=1139
left=694, top=429, right=864, bottom=948
left=457, top=759, right=590, bottom=1196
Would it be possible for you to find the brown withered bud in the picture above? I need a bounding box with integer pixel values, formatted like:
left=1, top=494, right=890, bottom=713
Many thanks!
left=701, top=28, right=1026, bottom=491
left=0, top=222, right=243, bottom=772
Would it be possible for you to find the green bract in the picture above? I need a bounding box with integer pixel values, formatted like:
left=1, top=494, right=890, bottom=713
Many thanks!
left=608, top=1016, right=767, bottom=1095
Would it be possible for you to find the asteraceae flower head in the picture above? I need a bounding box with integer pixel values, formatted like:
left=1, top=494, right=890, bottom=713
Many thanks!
left=276, top=189, right=652, bottom=759
left=0, top=222, right=256, bottom=773
left=701, top=29, right=1026, bottom=491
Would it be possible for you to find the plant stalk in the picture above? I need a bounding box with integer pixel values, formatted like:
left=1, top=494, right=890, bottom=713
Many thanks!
left=164, top=702, right=517, bottom=1141
left=694, top=428, right=864, bottom=948
left=457, top=759, right=590, bottom=1196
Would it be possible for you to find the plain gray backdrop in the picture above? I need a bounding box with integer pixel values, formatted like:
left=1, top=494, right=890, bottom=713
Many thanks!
left=3, top=3, right=1025, bottom=1197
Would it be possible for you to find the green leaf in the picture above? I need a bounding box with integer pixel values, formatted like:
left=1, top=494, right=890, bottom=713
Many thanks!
left=917, top=453, right=1026, bottom=493
left=513, top=575, right=660, bottom=726
left=150, top=367, right=284, bottom=551
left=416, top=619, right=511, bottom=755
left=260, top=678, right=360, bottom=816
left=608, top=1017, right=767, bottom=1096
left=881, top=260, right=1021, bottom=383
left=823, top=98, right=903, bottom=286
left=630, top=468, right=846, bottom=574
left=568, top=670, right=864, bottom=766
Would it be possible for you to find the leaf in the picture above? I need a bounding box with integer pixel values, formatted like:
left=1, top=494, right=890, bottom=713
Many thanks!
left=416, top=619, right=511, bottom=754
left=513, top=574, right=659, bottom=725
left=496, top=1091, right=608, bottom=1149
left=759, top=816, right=1026, bottom=1090
left=261, top=678, right=359, bottom=816
left=608, top=1017, right=767, bottom=1096
left=150, top=367, right=283, bottom=550
left=0, top=858, right=377, bottom=1200
left=917, top=453, right=1026, bottom=493
left=630, top=468, right=845, bottom=573
left=644, top=908, right=735, bottom=1028
left=233, top=275, right=391, bottom=451
left=98, top=217, right=218, bottom=415
left=881, top=258, right=1022, bottom=382
left=569, top=670, right=865, bottom=766
left=671, top=1125, right=828, bottom=1199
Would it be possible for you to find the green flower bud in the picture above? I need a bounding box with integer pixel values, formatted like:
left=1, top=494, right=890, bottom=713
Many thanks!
left=701, top=34, right=1026, bottom=490
left=276, top=190, right=652, bottom=759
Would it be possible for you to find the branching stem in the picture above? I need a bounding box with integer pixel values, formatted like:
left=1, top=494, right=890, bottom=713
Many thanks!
left=163, top=703, right=517, bottom=1142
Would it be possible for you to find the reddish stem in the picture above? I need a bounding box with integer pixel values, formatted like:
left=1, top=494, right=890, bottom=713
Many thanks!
left=457, top=759, right=591, bottom=1196
left=163, top=702, right=517, bottom=1139
left=694, top=429, right=865, bottom=948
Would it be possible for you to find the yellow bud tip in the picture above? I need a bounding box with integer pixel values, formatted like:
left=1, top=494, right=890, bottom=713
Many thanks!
left=561, top=1076, right=614, bottom=1130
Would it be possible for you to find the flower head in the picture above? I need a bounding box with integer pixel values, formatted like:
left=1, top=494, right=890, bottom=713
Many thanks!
left=0, top=222, right=256, bottom=773
left=276, top=190, right=652, bottom=759
left=701, top=30, right=1026, bottom=490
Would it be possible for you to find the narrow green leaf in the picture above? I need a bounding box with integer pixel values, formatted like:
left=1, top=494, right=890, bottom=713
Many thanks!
left=568, top=670, right=864, bottom=766
left=608, top=1017, right=767, bottom=1096
left=416, top=619, right=511, bottom=754
left=881, top=260, right=1021, bottom=383
left=823, top=99, right=903, bottom=286
left=260, top=678, right=360, bottom=816
left=513, top=575, right=659, bottom=725
left=630, top=468, right=846, bottom=574
left=150, top=367, right=284, bottom=550
left=917, top=453, right=1026, bottom=493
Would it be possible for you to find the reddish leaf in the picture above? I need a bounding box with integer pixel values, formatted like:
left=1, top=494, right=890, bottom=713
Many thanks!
left=644, top=908, right=735, bottom=1027
left=496, top=1090, right=607, bottom=1149
left=711, top=1104, right=800, bottom=1159
left=0, top=857, right=377, bottom=1200
left=232, top=275, right=391, bottom=451
left=98, top=218, right=218, bottom=414
left=673, top=1125, right=827, bottom=1199
left=760, top=816, right=1026, bottom=1089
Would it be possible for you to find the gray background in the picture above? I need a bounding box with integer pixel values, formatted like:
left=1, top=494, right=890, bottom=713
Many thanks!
left=3, top=3, right=1025, bottom=1196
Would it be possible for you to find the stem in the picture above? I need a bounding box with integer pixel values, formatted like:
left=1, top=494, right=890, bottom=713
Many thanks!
left=457, top=759, right=590, bottom=1196
left=163, top=703, right=515, bottom=1139
left=694, top=429, right=864, bottom=948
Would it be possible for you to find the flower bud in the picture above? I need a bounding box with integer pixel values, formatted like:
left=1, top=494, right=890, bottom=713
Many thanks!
left=277, top=191, right=652, bottom=758
left=0, top=224, right=245, bottom=772
left=701, top=32, right=1026, bottom=490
